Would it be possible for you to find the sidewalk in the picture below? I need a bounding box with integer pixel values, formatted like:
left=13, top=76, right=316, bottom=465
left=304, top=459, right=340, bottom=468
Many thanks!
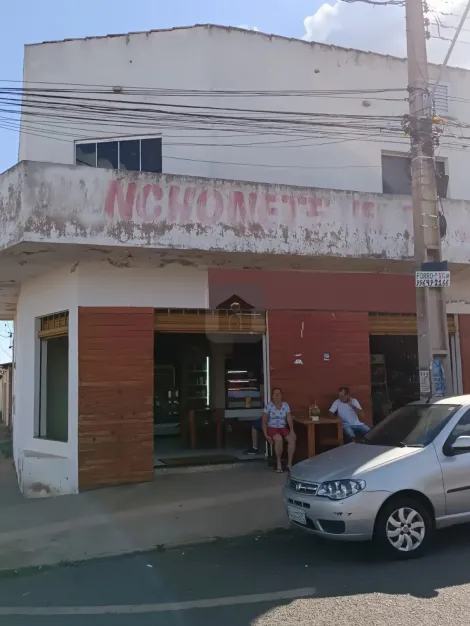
left=0, top=460, right=288, bottom=571
left=0, top=424, right=12, bottom=459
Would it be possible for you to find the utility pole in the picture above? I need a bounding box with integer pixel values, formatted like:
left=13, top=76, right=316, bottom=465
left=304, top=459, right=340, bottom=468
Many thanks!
left=405, top=0, right=451, bottom=398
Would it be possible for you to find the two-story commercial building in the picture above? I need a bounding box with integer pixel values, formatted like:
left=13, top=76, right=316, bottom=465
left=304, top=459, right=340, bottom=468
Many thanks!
left=4, top=24, right=470, bottom=496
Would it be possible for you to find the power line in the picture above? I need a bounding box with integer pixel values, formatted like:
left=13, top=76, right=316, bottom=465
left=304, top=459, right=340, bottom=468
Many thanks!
left=0, top=88, right=406, bottom=120
left=0, top=108, right=414, bottom=155
left=429, top=32, right=470, bottom=45
left=430, top=17, right=470, bottom=34
left=0, top=78, right=407, bottom=95
left=427, top=4, right=470, bottom=20
left=0, top=86, right=410, bottom=150
left=0, top=109, right=402, bottom=145
left=1, top=85, right=469, bottom=156
left=0, top=121, right=412, bottom=168
left=1, top=79, right=470, bottom=168
left=0, top=344, right=12, bottom=360
left=340, top=0, right=404, bottom=5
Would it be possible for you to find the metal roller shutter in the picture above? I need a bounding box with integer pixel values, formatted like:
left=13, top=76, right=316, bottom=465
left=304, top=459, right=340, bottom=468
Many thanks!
left=154, top=309, right=267, bottom=334
left=368, top=312, right=456, bottom=336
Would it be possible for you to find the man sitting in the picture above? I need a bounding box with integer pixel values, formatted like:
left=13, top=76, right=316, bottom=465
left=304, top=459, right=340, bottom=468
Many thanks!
left=329, top=386, right=370, bottom=441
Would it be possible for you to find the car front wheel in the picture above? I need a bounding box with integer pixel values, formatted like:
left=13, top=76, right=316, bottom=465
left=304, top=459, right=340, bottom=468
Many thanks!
left=374, top=496, right=434, bottom=559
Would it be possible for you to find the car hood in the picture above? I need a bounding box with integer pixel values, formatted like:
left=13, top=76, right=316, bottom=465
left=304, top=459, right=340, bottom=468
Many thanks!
left=291, top=443, right=421, bottom=483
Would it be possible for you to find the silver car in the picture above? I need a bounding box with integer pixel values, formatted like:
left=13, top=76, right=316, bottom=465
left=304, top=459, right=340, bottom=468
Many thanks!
left=284, top=395, right=470, bottom=558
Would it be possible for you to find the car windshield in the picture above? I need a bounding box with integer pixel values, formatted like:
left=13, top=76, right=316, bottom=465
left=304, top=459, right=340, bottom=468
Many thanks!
left=363, top=403, right=461, bottom=447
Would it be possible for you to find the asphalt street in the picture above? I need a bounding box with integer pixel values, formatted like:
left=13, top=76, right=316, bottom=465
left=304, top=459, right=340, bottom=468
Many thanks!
left=1, top=525, right=470, bottom=625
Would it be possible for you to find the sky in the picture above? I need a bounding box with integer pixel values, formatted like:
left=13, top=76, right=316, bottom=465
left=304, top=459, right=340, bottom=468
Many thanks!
left=0, top=0, right=468, bottom=362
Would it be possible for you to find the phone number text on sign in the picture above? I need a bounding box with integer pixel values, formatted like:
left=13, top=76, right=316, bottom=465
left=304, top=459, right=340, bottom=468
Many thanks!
left=415, top=271, right=450, bottom=288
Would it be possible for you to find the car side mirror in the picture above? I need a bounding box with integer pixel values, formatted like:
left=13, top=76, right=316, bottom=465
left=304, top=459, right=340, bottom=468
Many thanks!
left=452, top=436, right=470, bottom=452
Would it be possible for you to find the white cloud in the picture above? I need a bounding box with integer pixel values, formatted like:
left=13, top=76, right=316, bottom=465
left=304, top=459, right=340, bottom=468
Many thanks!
left=238, top=25, right=260, bottom=31
left=303, top=0, right=470, bottom=68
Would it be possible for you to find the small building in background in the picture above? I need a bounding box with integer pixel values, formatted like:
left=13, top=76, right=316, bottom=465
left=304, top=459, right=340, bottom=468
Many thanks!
left=0, top=362, right=13, bottom=428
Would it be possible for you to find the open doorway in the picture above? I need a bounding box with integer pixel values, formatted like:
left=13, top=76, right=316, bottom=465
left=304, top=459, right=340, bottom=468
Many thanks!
left=153, top=332, right=266, bottom=466
left=370, top=335, right=419, bottom=425
left=368, top=313, right=459, bottom=425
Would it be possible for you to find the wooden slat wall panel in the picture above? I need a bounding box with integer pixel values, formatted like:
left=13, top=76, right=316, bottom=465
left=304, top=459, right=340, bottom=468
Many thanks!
left=78, top=307, right=154, bottom=490
left=154, top=310, right=266, bottom=334
left=269, top=311, right=372, bottom=425
left=368, top=313, right=456, bottom=335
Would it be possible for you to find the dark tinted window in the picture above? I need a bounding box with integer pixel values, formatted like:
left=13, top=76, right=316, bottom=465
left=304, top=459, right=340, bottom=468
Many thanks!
left=141, top=138, right=162, bottom=173
left=119, top=139, right=140, bottom=171
left=363, top=403, right=460, bottom=447
left=76, top=138, right=162, bottom=173
left=75, top=143, right=96, bottom=167
left=97, top=141, right=118, bottom=169
left=382, top=155, right=412, bottom=195
left=382, top=155, right=446, bottom=197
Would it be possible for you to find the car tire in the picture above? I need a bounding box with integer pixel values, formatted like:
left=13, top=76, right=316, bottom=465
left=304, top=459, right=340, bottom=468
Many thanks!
left=373, top=496, right=434, bottom=559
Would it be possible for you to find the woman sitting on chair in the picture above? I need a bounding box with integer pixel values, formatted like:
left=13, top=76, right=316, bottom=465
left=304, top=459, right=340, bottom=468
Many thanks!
left=262, top=388, right=296, bottom=473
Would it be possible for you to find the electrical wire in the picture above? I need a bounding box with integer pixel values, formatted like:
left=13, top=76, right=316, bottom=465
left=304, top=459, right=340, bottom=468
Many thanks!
left=0, top=88, right=407, bottom=119
left=0, top=78, right=408, bottom=96
left=2, top=81, right=470, bottom=171
left=0, top=112, right=411, bottom=153
left=0, top=85, right=411, bottom=153
left=429, top=32, right=470, bottom=45
left=430, top=16, right=470, bottom=34
left=339, top=0, right=404, bottom=5
left=427, top=4, right=470, bottom=20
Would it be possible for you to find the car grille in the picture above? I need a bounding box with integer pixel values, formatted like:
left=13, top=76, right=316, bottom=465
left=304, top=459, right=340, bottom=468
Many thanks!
left=288, top=479, right=319, bottom=495
left=287, top=498, right=311, bottom=509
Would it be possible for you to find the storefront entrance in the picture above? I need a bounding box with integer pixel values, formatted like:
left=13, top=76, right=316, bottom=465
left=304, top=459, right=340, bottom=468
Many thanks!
left=368, top=313, right=458, bottom=424
left=153, top=308, right=267, bottom=466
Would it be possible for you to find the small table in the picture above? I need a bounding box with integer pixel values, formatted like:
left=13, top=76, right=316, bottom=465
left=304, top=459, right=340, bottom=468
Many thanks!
left=293, top=415, right=343, bottom=458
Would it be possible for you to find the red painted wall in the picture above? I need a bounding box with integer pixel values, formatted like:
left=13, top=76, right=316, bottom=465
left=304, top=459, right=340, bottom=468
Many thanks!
left=459, top=315, right=470, bottom=394
left=209, top=269, right=415, bottom=313
left=269, top=310, right=372, bottom=423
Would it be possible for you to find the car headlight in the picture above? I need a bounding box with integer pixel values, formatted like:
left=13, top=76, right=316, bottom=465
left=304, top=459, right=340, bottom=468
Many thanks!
left=317, top=480, right=366, bottom=500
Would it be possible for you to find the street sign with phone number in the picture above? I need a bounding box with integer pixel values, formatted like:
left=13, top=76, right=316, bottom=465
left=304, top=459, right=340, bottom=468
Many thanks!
left=415, top=271, right=450, bottom=288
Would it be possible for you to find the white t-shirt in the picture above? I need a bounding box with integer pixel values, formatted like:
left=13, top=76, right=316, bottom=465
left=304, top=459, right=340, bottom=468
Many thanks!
left=329, top=398, right=362, bottom=425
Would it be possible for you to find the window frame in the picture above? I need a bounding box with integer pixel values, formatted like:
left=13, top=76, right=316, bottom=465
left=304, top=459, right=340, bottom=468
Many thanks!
left=34, top=311, right=69, bottom=443
left=443, top=408, right=470, bottom=457
left=381, top=151, right=448, bottom=197
left=75, top=134, right=162, bottom=173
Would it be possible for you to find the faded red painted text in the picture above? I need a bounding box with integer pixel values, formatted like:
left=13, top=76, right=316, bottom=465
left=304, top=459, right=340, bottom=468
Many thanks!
left=104, top=180, right=411, bottom=228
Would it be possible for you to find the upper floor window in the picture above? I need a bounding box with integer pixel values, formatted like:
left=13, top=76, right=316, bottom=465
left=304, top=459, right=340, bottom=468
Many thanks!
left=75, top=137, right=162, bottom=174
left=381, top=153, right=448, bottom=198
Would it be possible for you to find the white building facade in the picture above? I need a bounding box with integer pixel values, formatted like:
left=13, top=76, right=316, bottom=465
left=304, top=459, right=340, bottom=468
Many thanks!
left=3, top=25, right=470, bottom=496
